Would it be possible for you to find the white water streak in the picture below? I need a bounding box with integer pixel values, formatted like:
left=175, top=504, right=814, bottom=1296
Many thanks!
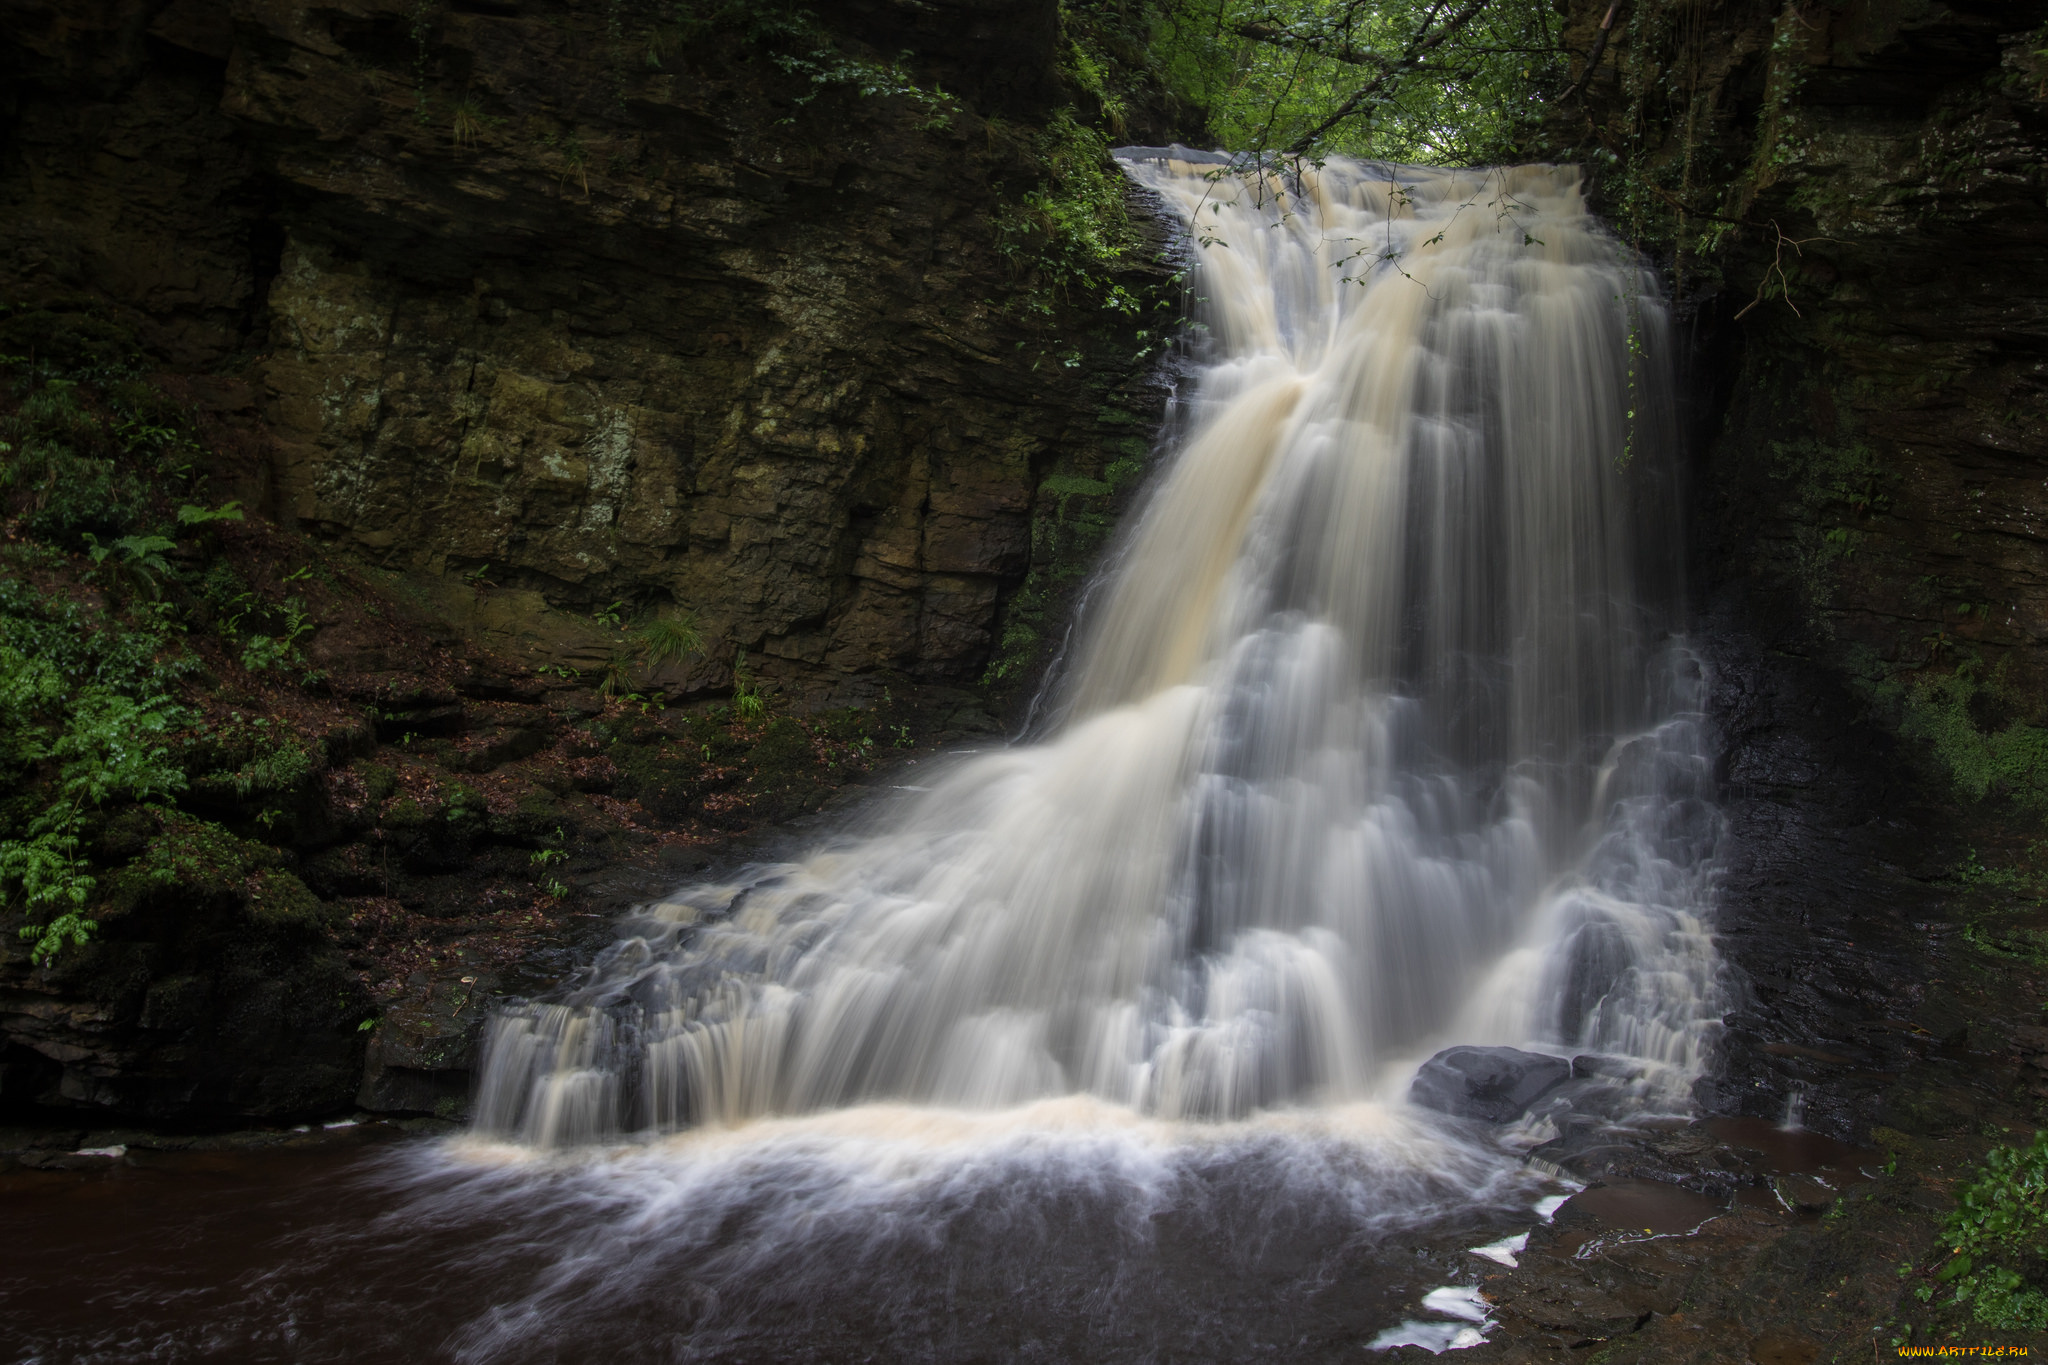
left=473, top=157, right=1723, bottom=1151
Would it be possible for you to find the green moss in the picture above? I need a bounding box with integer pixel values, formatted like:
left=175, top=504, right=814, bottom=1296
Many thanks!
left=381, top=793, right=434, bottom=830
left=1770, top=432, right=1890, bottom=615
left=481, top=790, right=573, bottom=846
left=109, top=811, right=278, bottom=900
left=242, top=869, right=323, bottom=931
left=983, top=460, right=1139, bottom=688
left=1039, top=473, right=1113, bottom=499
left=684, top=712, right=755, bottom=765
left=738, top=716, right=835, bottom=823
left=358, top=762, right=399, bottom=805
left=608, top=737, right=712, bottom=821
left=1887, top=666, right=2048, bottom=808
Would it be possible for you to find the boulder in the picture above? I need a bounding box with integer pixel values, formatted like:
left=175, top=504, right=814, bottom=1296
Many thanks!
left=1409, top=1046, right=1572, bottom=1123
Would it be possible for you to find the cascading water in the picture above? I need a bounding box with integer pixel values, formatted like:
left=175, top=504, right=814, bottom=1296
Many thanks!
left=0, top=158, right=1736, bottom=1365
left=473, top=157, right=1723, bottom=1150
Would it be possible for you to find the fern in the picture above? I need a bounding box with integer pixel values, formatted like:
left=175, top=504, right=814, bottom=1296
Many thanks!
left=0, top=644, right=185, bottom=963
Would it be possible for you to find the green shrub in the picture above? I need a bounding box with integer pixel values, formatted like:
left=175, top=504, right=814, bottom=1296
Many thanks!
left=0, top=381, right=151, bottom=545
left=990, top=107, right=1158, bottom=328
left=83, top=532, right=176, bottom=601
left=191, top=720, right=318, bottom=803
left=1934, top=1131, right=2048, bottom=1331
left=0, top=577, right=195, bottom=699
left=0, top=643, right=187, bottom=962
left=13, top=447, right=147, bottom=546
left=0, top=303, right=141, bottom=378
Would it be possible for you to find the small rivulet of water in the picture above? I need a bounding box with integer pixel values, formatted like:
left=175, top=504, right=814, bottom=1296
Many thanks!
left=426, top=154, right=1726, bottom=1360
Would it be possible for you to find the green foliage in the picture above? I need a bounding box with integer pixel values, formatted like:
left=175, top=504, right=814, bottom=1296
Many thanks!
left=0, top=575, right=194, bottom=700
left=1551, top=0, right=1830, bottom=311
left=83, top=532, right=176, bottom=601
left=1933, top=1131, right=2048, bottom=1331
left=673, top=1, right=954, bottom=124
left=49, top=689, right=188, bottom=809
left=201, top=575, right=316, bottom=674
left=1151, top=0, right=1564, bottom=164
left=177, top=500, right=244, bottom=527
left=996, top=110, right=1144, bottom=311
left=731, top=648, right=770, bottom=722
left=0, top=347, right=350, bottom=963
left=0, top=642, right=186, bottom=963
left=0, top=833, right=96, bottom=962
left=103, top=811, right=303, bottom=935
left=192, top=716, right=318, bottom=802
left=636, top=612, right=704, bottom=670
left=1884, top=663, right=2048, bottom=809
left=0, top=303, right=142, bottom=380
left=444, top=780, right=485, bottom=823
left=1, top=380, right=149, bottom=546
left=0, top=564, right=195, bottom=964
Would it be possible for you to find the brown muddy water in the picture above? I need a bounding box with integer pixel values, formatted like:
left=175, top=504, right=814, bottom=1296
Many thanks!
left=0, top=1108, right=1887, bottom=1363
left=0, top=1108, right=1607, bottom=1365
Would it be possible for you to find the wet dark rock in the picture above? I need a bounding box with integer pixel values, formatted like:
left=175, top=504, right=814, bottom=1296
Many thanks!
left=356, top=971, right=496, bottom=1120
left=0, top=0, right=1179, bottom=712
left=1569, top=1053, right=1644, bottom=1081
left=1409, top=1046, right=1572, bottom=1123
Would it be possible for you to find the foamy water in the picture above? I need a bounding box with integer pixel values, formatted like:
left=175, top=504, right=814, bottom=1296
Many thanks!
left=411, top=154, right=1727, bottom=1359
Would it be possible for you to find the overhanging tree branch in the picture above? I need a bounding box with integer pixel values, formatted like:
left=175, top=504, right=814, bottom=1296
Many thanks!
left=1233, top=22, right=1374, bottom=67
left=1555, top=0, right=1622, bottom=104
left=1283, top=0, right=1496, bottom=155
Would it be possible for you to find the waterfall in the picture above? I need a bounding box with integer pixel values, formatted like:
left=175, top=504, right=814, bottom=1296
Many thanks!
left=472, top=157, right=1723, bottom=1147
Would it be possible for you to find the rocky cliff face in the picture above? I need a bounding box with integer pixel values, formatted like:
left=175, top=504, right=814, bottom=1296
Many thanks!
left=4, top=0, right=1175, bottom=709
left=0, top=0, right=1180, bottom=1125
left=1549, top=0, right=2048, bottom=803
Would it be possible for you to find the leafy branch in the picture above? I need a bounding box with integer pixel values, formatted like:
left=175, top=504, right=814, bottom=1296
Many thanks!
left=1283, top=0, right=1498, bottom=154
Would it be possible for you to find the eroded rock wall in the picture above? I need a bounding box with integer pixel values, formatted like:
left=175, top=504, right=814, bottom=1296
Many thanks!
left=2, top=0, right=1176, bottom=707
left=1550, top=0, right=2048, bottom=730
left=0, top=0, right=1176, bottom=1125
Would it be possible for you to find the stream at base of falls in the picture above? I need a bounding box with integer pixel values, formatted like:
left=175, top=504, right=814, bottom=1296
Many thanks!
left=3, top=1108, right=1585, bottom=1363
left=7, top=155, right=1730, bottom=1363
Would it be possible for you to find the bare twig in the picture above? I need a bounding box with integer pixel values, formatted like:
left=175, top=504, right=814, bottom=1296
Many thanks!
left=1732, top=220, right=1839, bottom=320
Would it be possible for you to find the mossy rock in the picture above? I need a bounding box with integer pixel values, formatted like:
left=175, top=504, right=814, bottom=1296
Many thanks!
left=484, top=790, right=575, bottom=846
left=102, top=811, right=282, bottom=908
left=380, top=793, right=437, bottom=831
left=241, top=869, right=324, bottom=934
left=358, top=762, right=399, bottom=804
left=735, top=717, right=837, bottom=824
left=609, top=736, right=725, bottom=820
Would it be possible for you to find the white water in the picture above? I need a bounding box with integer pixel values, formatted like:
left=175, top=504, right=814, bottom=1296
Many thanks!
left=442, top=168, right=1722, bottom=1359
left=473, top=158, right=1721, bottom=1151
